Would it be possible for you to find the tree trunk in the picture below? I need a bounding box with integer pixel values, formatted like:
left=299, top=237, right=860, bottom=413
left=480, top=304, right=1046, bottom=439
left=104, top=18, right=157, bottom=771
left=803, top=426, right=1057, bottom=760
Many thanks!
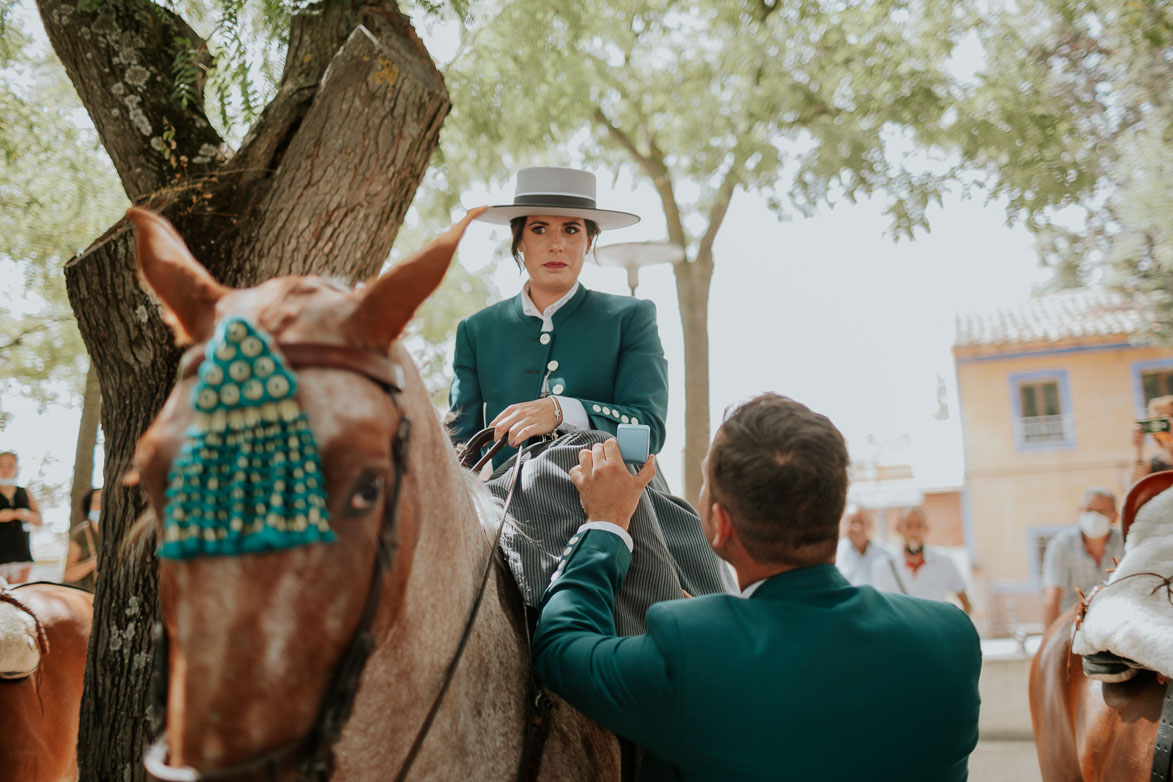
left=42, top=1, right=448, bottom=777
left=675, top=257, right=714, bottom=506
left=68, top=362, right=101, bottom=526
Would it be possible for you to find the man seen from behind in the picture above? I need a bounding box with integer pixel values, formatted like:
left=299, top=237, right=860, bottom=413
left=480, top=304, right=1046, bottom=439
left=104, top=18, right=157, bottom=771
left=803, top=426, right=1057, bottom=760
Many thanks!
left=532, top=393, right=982, bottom=781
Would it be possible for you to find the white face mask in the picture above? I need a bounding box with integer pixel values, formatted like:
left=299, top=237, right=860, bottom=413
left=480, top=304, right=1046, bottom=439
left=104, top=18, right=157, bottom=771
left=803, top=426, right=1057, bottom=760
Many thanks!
left=88, top=510, right=100, bottom=523
left=1078, top=510, right=1111, bottom=539
left=0, top=473, right=18, bottom=488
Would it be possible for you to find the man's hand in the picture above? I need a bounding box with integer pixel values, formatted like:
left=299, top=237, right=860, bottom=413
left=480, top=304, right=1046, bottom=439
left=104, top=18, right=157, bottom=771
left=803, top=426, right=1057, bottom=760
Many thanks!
left=569, top=440, right=655, bottom=531
left=491, top=398, right=560, bottom=446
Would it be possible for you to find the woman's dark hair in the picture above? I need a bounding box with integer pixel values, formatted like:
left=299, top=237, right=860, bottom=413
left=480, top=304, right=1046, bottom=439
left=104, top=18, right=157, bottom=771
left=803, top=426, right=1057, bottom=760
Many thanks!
left=509, top=215, right=601, bottom=268
left=709, top=393, right=849, bottom=567
left=80, top=488, right=100, bottom=520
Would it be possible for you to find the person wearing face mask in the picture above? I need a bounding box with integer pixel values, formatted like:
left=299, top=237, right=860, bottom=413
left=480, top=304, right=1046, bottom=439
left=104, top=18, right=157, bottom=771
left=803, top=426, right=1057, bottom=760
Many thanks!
left=64, top=487, right=101, bottom=591
left=1041, top=487, right=1123, bottom=628
left=872, top=507, right=972, bottom=614
left=0, top=450, right=42, bottom=584
left=448, top=166, right=668, bottom=468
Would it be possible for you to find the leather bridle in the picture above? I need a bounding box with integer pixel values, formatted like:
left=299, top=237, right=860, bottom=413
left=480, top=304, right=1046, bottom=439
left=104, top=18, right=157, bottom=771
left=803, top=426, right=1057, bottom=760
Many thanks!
left=143, top=340, right=529, bottom=781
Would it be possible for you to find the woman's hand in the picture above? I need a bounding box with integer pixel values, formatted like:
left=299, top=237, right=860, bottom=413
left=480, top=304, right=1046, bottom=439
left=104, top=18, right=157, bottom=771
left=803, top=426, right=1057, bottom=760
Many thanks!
left=491, top=398, right=560, bottom=446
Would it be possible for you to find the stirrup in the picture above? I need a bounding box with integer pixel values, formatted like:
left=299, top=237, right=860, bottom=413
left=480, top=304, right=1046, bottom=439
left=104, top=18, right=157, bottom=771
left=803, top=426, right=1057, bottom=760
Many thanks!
left=1082, top=650, right=1140, bottom=683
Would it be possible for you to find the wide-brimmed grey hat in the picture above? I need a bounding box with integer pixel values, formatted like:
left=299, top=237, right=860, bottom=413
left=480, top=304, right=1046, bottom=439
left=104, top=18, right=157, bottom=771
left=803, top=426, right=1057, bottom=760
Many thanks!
left=476, top=166, right=640, bottom=230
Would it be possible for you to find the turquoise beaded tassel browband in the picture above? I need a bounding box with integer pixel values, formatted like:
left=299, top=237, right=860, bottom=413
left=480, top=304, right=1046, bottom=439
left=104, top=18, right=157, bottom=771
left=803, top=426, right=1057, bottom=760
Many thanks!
left=159, top=316, right=334, bottom=559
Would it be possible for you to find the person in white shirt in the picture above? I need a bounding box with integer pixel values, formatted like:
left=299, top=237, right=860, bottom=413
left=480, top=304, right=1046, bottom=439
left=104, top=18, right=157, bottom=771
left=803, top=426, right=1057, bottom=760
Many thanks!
left=834, top=505, right=888, bottom=586
left=872, top=507, right=972, bottom=614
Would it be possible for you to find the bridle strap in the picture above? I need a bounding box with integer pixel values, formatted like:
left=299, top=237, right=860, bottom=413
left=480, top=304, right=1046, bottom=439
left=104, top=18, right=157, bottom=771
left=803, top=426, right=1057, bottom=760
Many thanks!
left=392, top=441, right=528, bottom=782
left=177, top=342, right=404, bottom=394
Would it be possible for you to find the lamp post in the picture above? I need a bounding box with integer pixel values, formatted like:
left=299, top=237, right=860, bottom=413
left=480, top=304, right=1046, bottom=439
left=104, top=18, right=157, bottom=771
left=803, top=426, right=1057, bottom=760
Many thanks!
left=596, top=240, right=685, bottom=296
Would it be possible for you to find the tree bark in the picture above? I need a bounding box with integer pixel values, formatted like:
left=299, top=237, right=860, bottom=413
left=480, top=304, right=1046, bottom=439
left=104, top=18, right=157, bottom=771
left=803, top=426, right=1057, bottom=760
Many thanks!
left=42, top=2, right=448, bottom=778
left=675, top=258, right=714, bottom=506
left=68, top=362, right=101, bottom=525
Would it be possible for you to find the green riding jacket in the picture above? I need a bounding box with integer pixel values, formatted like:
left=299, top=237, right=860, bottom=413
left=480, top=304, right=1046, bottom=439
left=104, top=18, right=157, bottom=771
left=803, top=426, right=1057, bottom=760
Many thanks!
left=448, top=286, right=669, bottom=466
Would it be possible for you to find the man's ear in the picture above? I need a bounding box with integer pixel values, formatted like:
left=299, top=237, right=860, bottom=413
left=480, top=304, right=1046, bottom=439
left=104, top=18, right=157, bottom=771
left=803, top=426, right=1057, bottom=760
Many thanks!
left=711, top=502, right=735, bottom=548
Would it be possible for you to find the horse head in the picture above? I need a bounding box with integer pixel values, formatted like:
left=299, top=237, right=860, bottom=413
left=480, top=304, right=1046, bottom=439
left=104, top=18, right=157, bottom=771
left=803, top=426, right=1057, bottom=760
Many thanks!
left=128, top=206, right=485, bottom=779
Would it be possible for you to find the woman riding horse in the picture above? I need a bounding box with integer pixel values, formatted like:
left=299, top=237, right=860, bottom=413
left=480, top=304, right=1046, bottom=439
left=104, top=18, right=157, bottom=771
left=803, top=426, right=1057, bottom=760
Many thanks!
left=449, top=167, right=734, bottom=633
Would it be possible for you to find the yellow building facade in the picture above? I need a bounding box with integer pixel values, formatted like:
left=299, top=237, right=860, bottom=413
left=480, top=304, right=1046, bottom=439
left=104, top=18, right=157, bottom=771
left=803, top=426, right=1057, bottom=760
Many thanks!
left=953, top=289, right=1173, bottom=636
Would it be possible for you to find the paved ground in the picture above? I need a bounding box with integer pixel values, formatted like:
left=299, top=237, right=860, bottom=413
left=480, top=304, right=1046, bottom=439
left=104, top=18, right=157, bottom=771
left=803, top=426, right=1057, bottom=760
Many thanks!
left=971, top=739, right=1042, bottom=782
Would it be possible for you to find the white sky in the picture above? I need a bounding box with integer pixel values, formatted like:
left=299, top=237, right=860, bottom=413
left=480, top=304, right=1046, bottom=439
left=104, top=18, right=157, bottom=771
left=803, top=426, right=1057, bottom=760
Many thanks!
left=0, top=6, right=1055, bottom=524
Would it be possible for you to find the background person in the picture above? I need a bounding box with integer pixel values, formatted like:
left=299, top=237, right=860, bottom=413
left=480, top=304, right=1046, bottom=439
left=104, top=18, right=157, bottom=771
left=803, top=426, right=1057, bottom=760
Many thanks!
left=448, top=166, right=668, bottom=468
left=64, top=487, right=101, bottom=591
left=872, top=507, right=972, bottom=614
left=1041, top=487, right=1123, bottom=628
left=0, top=450, right=42, bottom=584
left=1131, top=394, right=1173, bottom=483
left=834, top=504, right=888, bottom=586
left=532, top=394, right=981, bottom=781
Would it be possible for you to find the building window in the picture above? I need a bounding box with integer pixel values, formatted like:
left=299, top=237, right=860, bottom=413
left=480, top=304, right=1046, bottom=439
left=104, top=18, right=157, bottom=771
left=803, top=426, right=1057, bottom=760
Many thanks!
left=1142, top=369, right=1173, bottom=406
left=1131, top=359, right=1173, bottom=414
left=1009, top=370, right=1074, bottom=449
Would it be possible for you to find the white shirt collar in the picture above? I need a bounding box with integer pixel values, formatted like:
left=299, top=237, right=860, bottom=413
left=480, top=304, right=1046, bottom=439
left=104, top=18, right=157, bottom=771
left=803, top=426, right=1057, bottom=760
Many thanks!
left=741, top=579, right=766, bottom=598
left=521, top=282, right=580, bottom=332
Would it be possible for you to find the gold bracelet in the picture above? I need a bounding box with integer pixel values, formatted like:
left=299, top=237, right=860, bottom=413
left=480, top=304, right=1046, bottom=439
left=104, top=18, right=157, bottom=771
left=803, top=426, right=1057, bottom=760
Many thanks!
left=549, top=395, right=563, bottom=428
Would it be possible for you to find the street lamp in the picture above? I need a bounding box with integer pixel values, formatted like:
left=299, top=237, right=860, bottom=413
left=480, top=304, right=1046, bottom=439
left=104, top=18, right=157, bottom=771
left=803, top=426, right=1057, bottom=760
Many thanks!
left=596, top=240, right=685, bottom=296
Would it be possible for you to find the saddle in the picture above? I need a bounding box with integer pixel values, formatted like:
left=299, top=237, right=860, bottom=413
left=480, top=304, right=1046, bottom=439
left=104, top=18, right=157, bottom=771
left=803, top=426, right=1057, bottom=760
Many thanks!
left=1072, top=472, right=1173, bottom=683
left=0, top=584, right=48, bottom=679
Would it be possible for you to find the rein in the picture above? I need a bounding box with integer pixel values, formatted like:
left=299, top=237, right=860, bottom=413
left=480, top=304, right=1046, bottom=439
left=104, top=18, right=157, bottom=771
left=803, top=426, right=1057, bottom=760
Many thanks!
left=145, top=342, right=540, bottom=782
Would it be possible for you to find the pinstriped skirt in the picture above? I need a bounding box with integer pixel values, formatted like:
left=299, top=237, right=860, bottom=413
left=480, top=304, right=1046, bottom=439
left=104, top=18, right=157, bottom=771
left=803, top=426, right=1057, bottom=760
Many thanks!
left=488, top=430, right=737, bottom=635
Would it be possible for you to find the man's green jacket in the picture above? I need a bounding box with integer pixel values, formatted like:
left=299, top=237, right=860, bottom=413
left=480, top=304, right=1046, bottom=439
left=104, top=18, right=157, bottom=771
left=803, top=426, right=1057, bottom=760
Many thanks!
left=533, top=530, right=982, bottom=781
left=448, top=286, right=668, bottom=466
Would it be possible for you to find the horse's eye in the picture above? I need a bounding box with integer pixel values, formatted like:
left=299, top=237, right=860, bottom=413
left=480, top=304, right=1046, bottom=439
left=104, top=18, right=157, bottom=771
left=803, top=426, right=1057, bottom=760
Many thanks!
left=347, top=474, right=383, bottom=515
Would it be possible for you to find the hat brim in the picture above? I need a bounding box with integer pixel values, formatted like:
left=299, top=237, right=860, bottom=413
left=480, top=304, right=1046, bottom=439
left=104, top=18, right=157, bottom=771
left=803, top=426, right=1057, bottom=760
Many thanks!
left=475, top=204, right=640, bottom=230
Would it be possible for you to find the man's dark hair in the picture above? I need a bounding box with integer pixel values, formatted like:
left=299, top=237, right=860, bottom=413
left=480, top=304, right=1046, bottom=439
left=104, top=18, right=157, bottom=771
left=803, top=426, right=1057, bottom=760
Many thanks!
left=709, top=393, right=849, bottom=567
left=509, top=215, right=600, bottom=268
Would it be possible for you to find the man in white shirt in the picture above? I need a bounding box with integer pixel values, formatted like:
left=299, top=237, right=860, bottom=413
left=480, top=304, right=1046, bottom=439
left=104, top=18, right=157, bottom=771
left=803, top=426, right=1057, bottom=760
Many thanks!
left=834, top=505, right=889, bottom=586
left=872, top=507, right=971, bottom=614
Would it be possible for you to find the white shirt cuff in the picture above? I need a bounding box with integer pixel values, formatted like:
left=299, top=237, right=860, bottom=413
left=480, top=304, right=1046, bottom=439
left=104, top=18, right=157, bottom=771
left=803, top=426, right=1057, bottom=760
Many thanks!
left=577, top=521, right=634, bottom=552
left=555, top=396, right=590, bottom=431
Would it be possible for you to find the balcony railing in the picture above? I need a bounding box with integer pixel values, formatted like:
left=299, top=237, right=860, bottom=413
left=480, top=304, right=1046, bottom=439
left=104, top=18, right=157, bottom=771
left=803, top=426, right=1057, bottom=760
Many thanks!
left=1014, top=414, right=1072, bottom=446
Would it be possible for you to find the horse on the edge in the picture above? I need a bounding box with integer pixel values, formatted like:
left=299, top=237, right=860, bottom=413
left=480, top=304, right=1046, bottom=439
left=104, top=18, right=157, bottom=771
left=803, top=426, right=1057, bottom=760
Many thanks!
left=0, top=581, right=94, bottom=782
left=1029, top=471, right=1173, bottom=782
left=126, top=207, right=620, bottom=781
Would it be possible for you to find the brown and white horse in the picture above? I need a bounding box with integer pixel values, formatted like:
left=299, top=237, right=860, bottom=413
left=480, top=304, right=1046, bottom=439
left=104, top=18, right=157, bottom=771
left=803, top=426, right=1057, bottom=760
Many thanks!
left=0, top=581, right=94, bottom=782
left=1029, top=471, right=1173, bottom=782
left=128, top=207, right=620, bottom=781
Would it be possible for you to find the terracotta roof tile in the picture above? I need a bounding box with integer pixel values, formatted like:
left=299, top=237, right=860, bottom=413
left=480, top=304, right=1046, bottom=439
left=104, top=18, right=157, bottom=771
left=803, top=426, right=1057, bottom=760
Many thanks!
left=954, top=288, right=1145, bottom=349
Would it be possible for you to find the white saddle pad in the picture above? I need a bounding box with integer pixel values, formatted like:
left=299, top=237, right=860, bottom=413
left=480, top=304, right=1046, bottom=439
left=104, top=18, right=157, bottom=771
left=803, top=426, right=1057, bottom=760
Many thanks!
left=0, top=595, right=41, bottom=678
left=1072, top=488, right=1173, bottom=678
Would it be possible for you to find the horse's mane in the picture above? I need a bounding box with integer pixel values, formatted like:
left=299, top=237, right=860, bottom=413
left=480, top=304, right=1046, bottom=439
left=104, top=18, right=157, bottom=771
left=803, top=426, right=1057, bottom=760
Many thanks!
left=459, top=468, right=536, bottom=545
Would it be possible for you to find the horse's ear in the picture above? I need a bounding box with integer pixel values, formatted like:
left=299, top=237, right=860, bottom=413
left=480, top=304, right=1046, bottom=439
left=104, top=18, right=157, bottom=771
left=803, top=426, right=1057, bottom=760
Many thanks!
left=127, top=207, right=227, bottom=345
left=351, top=207, right=486, bottom=347
left=1122, top=470, right=1173, bottom=540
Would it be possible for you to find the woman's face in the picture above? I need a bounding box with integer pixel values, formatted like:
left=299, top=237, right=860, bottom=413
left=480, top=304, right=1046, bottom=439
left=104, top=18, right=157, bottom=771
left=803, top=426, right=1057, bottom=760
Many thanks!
left=0, top=454, right=17, bottom=482
left=518, top=215, right=590, bottom=295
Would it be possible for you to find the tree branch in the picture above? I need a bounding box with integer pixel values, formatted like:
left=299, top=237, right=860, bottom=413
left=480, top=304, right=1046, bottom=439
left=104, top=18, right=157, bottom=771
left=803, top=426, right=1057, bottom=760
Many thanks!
left=229, top=22, right=449, bottom=285
left=0, top=321, right=51, bottom=352
left=696, top=148, right=748, bottom=268
left=35, top=0, right=223, bottom=201
left=227, top=1, right=433, bottom=181
left=593, top=107, right=686, bottom=248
